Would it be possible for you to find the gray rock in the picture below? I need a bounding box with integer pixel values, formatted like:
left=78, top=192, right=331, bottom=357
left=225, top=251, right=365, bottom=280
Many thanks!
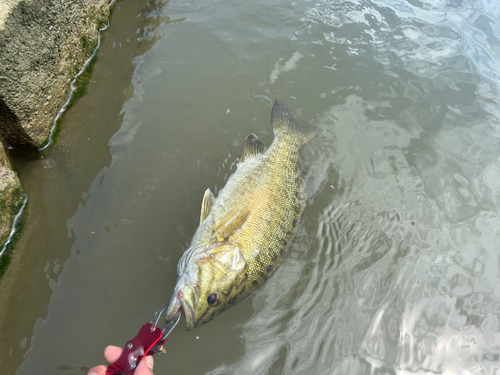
left=0, top=144, right=23, bottom=255
left=0, top=0, right=110, bottom=269
left=0, top=0, right=109, bottom=149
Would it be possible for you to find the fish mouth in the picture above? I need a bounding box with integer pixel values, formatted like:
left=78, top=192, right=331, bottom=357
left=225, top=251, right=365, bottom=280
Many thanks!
left=165, top=285, right=196, bottom=331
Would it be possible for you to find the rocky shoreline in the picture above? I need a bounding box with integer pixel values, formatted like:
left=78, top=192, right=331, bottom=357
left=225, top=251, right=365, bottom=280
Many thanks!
left=0, top=0, right=111, bottom=274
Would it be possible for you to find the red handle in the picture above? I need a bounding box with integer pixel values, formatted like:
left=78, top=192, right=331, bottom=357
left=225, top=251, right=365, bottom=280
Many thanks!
left=105, top=323, right=165, bottom=375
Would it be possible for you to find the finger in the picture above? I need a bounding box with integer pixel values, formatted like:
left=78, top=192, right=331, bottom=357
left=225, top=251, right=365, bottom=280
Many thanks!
left=135, top=355, right=154, bottom=375
left=87, top=364, right=107, bottom=375
left=104, top=345, right=123, bottom=363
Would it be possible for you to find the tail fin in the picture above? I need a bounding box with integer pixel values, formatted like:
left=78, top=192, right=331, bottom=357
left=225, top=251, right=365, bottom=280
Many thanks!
left=271, top=100, right=320, bottom=143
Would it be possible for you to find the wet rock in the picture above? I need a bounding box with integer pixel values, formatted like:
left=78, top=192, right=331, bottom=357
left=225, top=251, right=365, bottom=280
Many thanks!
left=0, top=143, right=23, bottom=251
left=0, top=0, right=109, bottom=149
left=0, top=0, right=110, bottom=263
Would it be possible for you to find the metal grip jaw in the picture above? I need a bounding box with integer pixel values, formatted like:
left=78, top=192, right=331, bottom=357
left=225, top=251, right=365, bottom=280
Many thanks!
left=105, top=305, right=180, bottom=375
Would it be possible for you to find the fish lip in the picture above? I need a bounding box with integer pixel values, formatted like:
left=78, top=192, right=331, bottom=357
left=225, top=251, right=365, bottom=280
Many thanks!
left=181, top=296, right=195, bottom=331
left=165, top=285, right=196, bottom=330
left=165, top=296, right=181, bottom=323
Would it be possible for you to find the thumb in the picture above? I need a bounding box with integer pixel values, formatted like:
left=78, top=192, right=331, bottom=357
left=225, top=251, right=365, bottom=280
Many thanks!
left=136, top=355, right=154, bottom=375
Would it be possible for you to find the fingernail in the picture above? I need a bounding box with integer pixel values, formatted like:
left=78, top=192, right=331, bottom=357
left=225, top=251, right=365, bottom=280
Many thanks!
left=146, top=355, right=154, bottom=370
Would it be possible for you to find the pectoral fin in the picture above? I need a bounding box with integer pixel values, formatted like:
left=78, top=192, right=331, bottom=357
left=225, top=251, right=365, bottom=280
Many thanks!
left=213, top=206, right=250, bottom=239
left=200, top=188, right=215, bottom=224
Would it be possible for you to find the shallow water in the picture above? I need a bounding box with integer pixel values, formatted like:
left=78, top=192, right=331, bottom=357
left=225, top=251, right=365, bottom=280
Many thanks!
left=1, top=0, right=500, bottom=373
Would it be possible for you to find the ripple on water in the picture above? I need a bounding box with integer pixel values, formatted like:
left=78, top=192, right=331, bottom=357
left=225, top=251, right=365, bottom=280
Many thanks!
left=14, top=0, right=497, bottom=373
left=208, top=71, right=500, bottom=373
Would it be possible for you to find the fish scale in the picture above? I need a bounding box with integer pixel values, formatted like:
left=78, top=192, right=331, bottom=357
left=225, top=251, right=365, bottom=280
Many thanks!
left=165, top=100, right=320, bottom=330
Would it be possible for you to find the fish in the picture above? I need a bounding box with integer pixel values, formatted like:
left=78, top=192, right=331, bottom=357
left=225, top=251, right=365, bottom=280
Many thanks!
left=165, top=100, right=320, bottom=330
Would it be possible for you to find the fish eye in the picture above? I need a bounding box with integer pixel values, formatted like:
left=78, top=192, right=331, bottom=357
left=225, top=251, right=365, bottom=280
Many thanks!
left=207, top=293, right=220, bottom=307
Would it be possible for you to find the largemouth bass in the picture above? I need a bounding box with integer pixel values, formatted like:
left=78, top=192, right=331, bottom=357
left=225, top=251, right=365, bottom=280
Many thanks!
left=165, top=100, right=319, bottom=330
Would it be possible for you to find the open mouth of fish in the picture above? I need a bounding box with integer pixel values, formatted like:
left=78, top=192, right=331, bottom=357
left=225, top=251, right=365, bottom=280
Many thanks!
left=165, top=285, right=196, bottom=330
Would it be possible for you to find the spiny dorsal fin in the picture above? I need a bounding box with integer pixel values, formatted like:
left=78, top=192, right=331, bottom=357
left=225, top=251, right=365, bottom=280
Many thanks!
left=271, top=100, right=320, bottom=143
left=239, top=134, right=266, bottom=163
left=212, top=206, right=250, bottom=240
left=200, top=188, right=215, bottom=224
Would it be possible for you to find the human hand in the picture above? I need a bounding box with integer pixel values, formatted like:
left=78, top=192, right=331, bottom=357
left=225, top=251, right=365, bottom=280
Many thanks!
left=87, top=345, right=154, bottom=375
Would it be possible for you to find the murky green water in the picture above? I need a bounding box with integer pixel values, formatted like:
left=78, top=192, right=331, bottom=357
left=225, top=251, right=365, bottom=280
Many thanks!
left=2, top=0, right=500, bottom=373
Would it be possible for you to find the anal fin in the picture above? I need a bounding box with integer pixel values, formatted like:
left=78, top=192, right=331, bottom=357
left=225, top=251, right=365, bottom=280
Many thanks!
left=240, top=134, right=266, bottom=163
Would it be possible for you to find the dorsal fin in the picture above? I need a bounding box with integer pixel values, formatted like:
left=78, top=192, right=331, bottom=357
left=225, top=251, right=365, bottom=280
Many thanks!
left=212, top=206, right=250, bottom=240
left=200, top=188, right=215, bottom=224
left=239, top=134, right=266, bottom=163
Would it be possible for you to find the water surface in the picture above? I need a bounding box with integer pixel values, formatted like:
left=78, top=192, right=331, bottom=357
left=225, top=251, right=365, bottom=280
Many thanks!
left=1, top=0, right=500, bottom=374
